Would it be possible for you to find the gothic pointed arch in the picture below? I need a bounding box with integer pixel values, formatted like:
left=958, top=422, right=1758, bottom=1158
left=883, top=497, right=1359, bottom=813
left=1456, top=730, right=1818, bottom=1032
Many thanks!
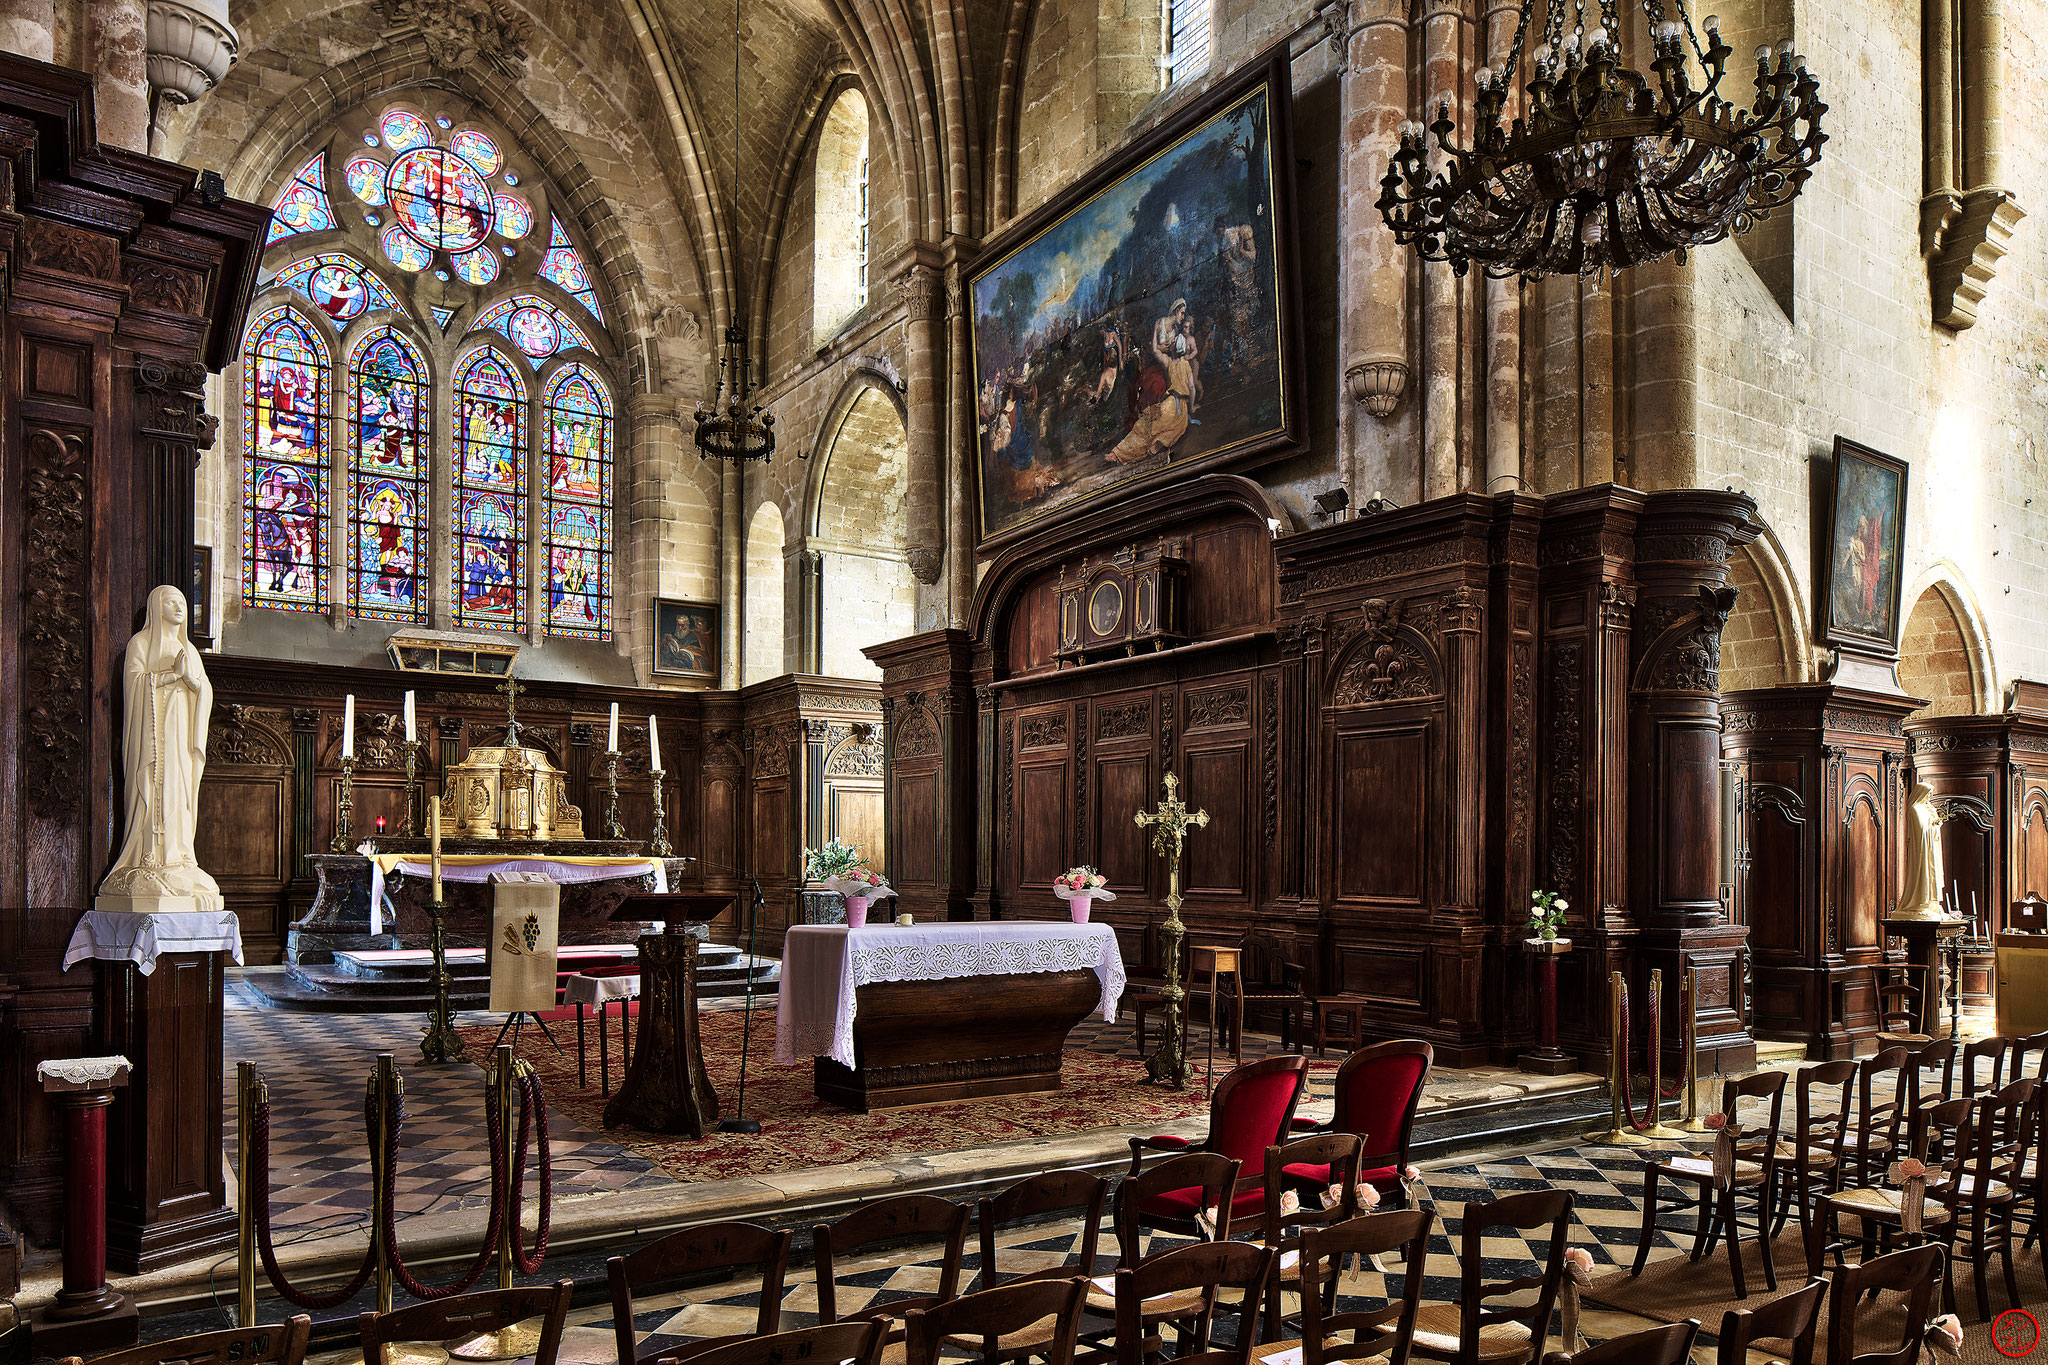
left=1897, top=563, right=1998, bottom=715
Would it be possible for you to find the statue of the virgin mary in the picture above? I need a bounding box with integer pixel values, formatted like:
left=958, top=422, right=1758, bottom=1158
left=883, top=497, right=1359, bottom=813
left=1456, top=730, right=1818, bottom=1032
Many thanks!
left=96, top=585, right=223, bottom=914
left=1893, top=780, right=1949, bottom=921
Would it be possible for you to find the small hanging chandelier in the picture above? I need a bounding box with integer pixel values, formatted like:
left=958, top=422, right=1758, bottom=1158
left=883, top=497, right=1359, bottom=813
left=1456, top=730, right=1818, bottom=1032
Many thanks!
left=694, top=4, right=777, bottom=463
left=1377, top=0, right=1827, bottom=279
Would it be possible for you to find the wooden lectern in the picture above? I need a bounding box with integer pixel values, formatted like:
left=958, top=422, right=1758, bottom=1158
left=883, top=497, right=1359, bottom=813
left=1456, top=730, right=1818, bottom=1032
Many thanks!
left=602, top=893, right=734, bottom=1137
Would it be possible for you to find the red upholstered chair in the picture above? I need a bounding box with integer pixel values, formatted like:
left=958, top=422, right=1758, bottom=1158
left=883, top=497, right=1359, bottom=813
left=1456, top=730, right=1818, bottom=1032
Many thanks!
left=1288, top=1040, right=1433, bottom=1208
left=1126, top=1056, right=1309, bottom=1238
left=1083, top=1154, right=1243, bottom=1345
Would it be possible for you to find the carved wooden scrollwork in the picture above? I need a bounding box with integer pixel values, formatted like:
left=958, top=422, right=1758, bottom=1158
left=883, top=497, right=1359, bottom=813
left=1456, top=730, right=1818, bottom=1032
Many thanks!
left=23, top=428, right=89, bottom=819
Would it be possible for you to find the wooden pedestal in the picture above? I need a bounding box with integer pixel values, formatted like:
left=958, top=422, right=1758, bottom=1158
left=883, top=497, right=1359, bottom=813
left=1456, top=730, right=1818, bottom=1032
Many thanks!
left=603, top=927, right=721, bottom=1137
left=814, top=970, right=1101, bottom=1111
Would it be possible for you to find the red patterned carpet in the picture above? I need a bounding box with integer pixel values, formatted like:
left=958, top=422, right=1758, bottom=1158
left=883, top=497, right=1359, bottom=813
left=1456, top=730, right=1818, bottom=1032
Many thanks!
left=454, top=1009, right=1325, bottom=1184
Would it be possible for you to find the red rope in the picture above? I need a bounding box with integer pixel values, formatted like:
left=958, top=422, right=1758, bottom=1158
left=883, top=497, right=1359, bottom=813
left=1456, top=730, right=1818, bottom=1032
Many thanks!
left=508, top=1065, right=552, bottom=1275
left=249, top=1084, right=379, bottom=1310
left=382, top=1074, right=505, bottom=1300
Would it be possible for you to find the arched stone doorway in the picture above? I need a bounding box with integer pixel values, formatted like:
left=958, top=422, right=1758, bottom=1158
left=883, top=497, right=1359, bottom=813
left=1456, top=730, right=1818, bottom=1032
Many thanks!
left=1898, top=582, right=1988, bottom=717
left=806, top=382, right=915, bottom=679
left=745, top=501, right=787, bottom=685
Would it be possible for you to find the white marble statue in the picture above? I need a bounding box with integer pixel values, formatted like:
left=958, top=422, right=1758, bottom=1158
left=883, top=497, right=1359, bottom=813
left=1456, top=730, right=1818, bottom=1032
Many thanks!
left=96, top=585, right=223, bottom=914
left=1894, top=780, right=1948, bottom=921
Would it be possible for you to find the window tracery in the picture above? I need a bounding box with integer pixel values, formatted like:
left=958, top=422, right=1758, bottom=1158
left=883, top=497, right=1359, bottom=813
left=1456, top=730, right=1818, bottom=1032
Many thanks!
left=241, top=306, right=330, bottom=610
left=347, top=329, right=430, bottom=620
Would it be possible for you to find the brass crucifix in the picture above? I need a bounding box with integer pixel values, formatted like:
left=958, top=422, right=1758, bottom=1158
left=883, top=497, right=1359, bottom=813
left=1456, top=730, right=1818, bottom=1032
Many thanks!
left=496, top=674, right=525, bottom=747
left=1134, top=771, right=1208, bottom=1088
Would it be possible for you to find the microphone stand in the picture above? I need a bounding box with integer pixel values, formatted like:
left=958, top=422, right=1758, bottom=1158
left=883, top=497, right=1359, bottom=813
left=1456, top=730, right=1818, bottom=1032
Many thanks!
left=717, top=873, right=768, bottom=1134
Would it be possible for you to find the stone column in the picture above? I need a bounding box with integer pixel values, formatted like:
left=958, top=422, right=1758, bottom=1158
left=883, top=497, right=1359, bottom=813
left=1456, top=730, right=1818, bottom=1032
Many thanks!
left=1336, top=0, right=1410, bottom=498
left=87, top=0, right=150, bottom=153
left=0, top=0, right=54, bottom=61
left=1419, top=0, right=1465, bottom=500
left=1962, top=0, right=2004, bottom=191
left=1630, top=258, right=1698, bottom=489
left=895, top=262, right=946, bottom=612
left=720, top=461, right=741, bottom=689
left=944, top=261, right=976, bottom=628
left=626, top=392, right=678, bottom=679
left=1481, top=0, right=1520, bottom=493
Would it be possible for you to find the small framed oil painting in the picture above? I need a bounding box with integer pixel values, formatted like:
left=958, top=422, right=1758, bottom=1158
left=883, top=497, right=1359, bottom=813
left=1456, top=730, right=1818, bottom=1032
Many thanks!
left=1821, top=436, right=1910, bottom=652
left=653, top=598, right=719, bottom=680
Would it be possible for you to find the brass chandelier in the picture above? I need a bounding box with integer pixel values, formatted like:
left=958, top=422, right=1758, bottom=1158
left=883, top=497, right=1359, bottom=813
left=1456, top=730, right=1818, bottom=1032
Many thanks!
left=694, top=2, right=777, bottom=463
left=1377, top=0, right=1827, bottom=278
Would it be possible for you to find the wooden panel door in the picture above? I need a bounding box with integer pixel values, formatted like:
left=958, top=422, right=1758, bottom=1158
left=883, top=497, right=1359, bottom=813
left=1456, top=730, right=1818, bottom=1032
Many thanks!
left=1328, top=720, right=1431, bottom=909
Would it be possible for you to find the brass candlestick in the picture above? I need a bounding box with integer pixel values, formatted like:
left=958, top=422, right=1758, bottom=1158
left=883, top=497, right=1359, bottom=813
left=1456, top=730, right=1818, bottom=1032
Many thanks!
left=401, top=738, right=423, bottom=836
left=649, top=768, right=672, bottom=857
left=420, top=896, right=466, bottom=1063
left=1135, top=772, right=1208, bottom=1090
left=331, top=755, right=358, bottom=852
left=603, top=748, right=625, bottom=840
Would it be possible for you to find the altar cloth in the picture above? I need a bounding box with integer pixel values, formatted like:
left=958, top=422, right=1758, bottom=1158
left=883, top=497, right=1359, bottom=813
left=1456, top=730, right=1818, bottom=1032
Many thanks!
left=62, top=909, right=245, bottom=976
left=775, top=920, right=1126, bottom=1068
left=366, top=854, right=667, bottom=934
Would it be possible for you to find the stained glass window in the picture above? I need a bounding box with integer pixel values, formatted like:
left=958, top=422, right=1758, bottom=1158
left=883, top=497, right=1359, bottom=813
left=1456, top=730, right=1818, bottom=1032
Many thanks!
left=451, top=349, right=528, bottom=631
left=345, top=156, right=388, bottom=204
left=450, top=129, right=503, bottom=177
left=451, top=246, right=500, bottom=286
left=542, top=365, right=612, bottom=639
left=380, top=225, right=432, bottom=272
left=274, top=253, right=404, bottom=321
left=379, top=110, right=433, bottom=152
left=346, top=330, right=430, bottom=621
left=539, top=217, right=601, bottom=319
left=265, top=154, right=334, bottom=245
left=387, top=147, right=495, bottom=253
left=242, top=306, right=330, bottom=611
left=473, top=294, right=593, bottom=359
left=494, top=194, right=533, bottom=239
left=431, top=305, right=457, bottom=330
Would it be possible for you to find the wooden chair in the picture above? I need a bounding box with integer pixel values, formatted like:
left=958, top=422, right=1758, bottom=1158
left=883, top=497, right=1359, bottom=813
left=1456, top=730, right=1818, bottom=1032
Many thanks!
left=1807, top=1095, right=1968, bottom=1284
left=1960, top=1036, right=2011, bottom=1099
left=1409, top=1189, right=1573, bottom=1365
left=686, top=1322, right=888, bottom=1365
left=974, top=1170, right=1108, bottom=1292
left=1537, top=1321, right=1697, bottom=1365
left=815, top=1193, right=972, bottom=1332
left=904, top=1276, right=1089, bottom=1365
left=1287, top=1040, right=1434, bottom=1209
left=357, top=1282, right=574, bottom=1365
left=1628, top=1069, right=1786, bottom=1298
left=1822, top=1245, right=1943, bottom=1365
left=1769, top=1060, right=1854, bottom=1242
left=1844, top=1047, right=1910, bottom=1187
left=1126, top=1056, right=1308, bottom=1239
left=1939, top=1077, right=2035, bottom=1319
left=1248, top=1134, right=1363, bottom=1336
left=607, top=1220, right=792, bottom=1365
left=1904, top=1037, right=1958, bottom=1109
left=1872, top=964, right=1933, bottom=1047
left=1224, top=929, right=1312, bottom=1051
left=1252, top=1210, right=1433, bottom=1365
left=1096, top=1240, right=1278, bottom=1365
left=1713, top=1279, right=1827, bottom=1365
left=59, top=1316, right=313, bottom=1365
left=1085, top=1152, right=1242, bottom=1335
left=2008, top=1029, right=2048, bottom=1084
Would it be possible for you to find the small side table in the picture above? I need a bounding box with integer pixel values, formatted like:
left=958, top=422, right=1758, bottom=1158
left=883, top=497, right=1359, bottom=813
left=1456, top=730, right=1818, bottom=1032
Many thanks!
left=1303, top=996, right=1370, bottom=1057
left=564, top=971, right=640, bottom=1095
left=1190, top=943, right=1244, bottom=1091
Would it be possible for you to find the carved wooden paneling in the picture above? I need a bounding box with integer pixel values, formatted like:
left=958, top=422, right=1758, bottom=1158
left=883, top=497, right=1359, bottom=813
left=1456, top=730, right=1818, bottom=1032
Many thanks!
left=1094, top=755, right=1153, bottom=894
left=1842, top=778, right=1886, bottom=953
left=1182, top=745, right=1249, bottom=897
left=893, top=772, right=939, bottom=885
left=1017, top=763, right=1069, bottom=886
left=1330, top=725, right=1429, bottom=906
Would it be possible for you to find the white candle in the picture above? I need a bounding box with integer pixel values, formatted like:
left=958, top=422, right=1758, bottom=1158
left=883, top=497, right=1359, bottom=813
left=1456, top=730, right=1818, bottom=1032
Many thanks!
left=403, top=691, right=416, bottom=742
left=608, top=702, right=620, bottom=752
left=342, top=695, right=355, bottom=758
left=648, top=715, right=661, bottom=772
left=429, top=796, right=442, bottom=900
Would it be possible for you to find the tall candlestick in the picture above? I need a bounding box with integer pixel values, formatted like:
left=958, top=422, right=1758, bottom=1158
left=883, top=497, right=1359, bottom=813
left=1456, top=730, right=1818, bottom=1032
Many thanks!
left=430, top=796, right=443, bottom=900
left=404, top=691, right=416, bottom=742
left=608, top=702, right=619, bottom=752
left=342, top=695, right=355, bottom=757
left=648, top=714, right=661, bottom=772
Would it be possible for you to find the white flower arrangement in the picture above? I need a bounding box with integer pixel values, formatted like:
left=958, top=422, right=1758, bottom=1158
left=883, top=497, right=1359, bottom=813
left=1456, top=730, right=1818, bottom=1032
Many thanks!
left=1052, top=866, right=1115, bottom=901
left=1528, top=888, right=1569, bottom=940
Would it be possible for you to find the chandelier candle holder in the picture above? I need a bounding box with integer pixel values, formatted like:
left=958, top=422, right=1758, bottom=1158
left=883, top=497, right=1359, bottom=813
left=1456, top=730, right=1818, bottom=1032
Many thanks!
left=1135, top=773, right=1209, bottom=1090
left=1378, top=1, right=1827, bottom=278
left=332, top=755, right=357, bottom=853
left=602, top=749, right=624, bottom=840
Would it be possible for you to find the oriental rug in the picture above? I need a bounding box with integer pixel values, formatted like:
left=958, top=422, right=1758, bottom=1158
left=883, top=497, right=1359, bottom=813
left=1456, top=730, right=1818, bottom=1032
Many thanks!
left=453, top=1009, right=1337, bottom=1184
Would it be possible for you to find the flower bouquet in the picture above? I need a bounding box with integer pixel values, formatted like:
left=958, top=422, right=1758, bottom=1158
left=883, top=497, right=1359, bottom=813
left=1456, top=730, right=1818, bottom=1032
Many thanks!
left=1527, top=888, right=1569, bottom=942
left=806, top=840, right=894, bottom=928
left=1053, top=867, right=1115, bottom=923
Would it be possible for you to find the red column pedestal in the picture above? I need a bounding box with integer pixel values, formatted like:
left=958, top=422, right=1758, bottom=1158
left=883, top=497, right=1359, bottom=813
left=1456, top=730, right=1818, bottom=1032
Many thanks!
left=29, top=1058, right=138, bottom=1357
left=1521, top=939, right=1576, bottom=1076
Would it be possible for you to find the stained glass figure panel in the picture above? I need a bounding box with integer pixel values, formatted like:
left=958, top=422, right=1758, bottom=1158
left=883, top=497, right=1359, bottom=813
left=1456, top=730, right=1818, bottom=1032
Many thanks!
left=242, top=306, right=330, bottom=611
left=472, top=294, right=593, bottom=359
left=452, top=349, right=528, bottom=631
left=347, top=329, right=430, bottom=620
left=538, top=217, right=601, bottom=319
left=452, top=246, right=500, bottom=286
left=493, top=194, right=533, bottom=239
left=345, top=156, right=388, bottom=204
left=386, top=147, right=494, bottom=253
left=379, top=110, right=433, bottom=152
left=450, top=129, right=503, bottom=177
left=380, top=225, right=432, bottom=271
left=274, top=253, right=404, bottom=321
left=266, top=154, right=334, bottom=245
left=542, top=364, right=612, bottom=638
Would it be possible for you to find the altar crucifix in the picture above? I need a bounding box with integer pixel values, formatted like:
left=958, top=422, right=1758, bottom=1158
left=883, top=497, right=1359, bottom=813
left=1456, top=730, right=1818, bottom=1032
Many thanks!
left=496, top=674, right=526, bottom=747
left=1135, top=771, right=1208, bottom=1088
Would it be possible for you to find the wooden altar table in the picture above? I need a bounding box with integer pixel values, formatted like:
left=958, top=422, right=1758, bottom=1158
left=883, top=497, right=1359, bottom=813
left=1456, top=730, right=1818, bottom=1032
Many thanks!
left=775, top=921, right=1127, bottom=1111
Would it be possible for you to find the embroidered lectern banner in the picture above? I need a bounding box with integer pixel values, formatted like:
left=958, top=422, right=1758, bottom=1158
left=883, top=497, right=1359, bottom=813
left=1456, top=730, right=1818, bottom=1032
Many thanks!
left=489, top=878, right=560, bottom=1014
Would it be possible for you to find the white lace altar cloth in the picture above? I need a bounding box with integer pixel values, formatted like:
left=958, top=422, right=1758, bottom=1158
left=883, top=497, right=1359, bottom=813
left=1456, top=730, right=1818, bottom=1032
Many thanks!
left=774, top=921, right=1127, bottom=1068
left=62, top=909, right=244, bottom=976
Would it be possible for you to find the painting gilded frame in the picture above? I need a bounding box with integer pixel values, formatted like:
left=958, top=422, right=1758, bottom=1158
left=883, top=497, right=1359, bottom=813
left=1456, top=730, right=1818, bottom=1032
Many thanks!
left=1820, top=436, right=1910, bottom=653
left=652, top=597, right=719, bottom=680
left=967, top=44, right=1305, bottom=553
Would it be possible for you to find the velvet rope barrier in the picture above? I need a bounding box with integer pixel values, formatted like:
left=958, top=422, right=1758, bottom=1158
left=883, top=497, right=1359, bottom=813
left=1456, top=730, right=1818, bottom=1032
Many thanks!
left=381, top=1073, right=505, bottom=1300
left=507, top=1063, right=552, bottom=1275
left=248, top=1078, right=380, bottom=1310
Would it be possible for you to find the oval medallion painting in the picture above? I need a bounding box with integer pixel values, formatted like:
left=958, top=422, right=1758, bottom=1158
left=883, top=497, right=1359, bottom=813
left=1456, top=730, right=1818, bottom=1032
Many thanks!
left=1088, top=579, right=1124, bottom=637
left=386, top=147, right=494, bottom=253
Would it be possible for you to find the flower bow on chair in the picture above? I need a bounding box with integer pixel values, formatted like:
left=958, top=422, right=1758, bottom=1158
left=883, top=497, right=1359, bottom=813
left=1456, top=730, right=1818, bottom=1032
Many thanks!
left=1558, top=1246, right=1598, bottom=1353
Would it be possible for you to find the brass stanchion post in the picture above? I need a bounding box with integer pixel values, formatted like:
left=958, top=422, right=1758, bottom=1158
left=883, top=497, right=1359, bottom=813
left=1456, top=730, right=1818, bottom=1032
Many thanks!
left=237, top=1062, right=257, bottom=1328
left=371, top=1055, right=396, bottom=1314
left=1677, top=966, right=1713, bottom=1131
left=1585, top=972, right=1652, bottom=1146
left=449, top=1047, right=541, bottom=1362
left=1639, top=969, right=1686, bottom=1139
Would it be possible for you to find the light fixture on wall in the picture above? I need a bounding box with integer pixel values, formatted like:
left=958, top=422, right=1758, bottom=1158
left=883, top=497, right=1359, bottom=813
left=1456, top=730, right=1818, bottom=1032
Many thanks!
left=694, top=3, right=777, bottom=464
left=1377, top=2, right=1827, bottom=278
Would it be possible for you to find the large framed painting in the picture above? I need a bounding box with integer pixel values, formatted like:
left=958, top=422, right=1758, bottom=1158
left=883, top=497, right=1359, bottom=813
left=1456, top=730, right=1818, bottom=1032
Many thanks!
left=653, top=598, right=719, bottom=680
left=1821, top=436, right=1910, bottom=652
left=968, top=45, right=1304, bottom=550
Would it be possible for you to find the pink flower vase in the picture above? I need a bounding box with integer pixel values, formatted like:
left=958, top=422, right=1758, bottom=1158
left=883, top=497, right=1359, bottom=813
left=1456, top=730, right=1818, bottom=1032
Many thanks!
left=1069, top=894, right=1093, bottom=924
left=844, top=893, right=871, bottom=928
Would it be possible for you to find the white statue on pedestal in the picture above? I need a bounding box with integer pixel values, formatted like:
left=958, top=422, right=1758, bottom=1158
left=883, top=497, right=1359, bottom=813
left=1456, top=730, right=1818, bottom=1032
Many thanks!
left=1894, top=780, right=1949, bottom=921
left=96, top=585, right=222, bottom=914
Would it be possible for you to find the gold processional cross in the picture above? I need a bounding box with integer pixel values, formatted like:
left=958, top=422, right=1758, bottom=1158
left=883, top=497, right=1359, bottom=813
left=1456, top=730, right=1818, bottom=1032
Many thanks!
left=1134, top=771, right=1208, bottom=1088
left=496, top=674, right=525, bottom=747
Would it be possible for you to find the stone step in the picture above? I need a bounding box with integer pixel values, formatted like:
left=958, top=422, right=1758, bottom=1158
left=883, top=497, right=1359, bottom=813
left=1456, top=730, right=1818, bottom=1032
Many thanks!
left=247, top=956, right=779, bottom=1013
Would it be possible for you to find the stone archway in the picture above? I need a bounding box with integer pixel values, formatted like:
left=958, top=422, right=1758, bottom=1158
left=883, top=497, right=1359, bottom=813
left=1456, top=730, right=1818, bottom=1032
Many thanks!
left=1897, top=582, right=1985, bottom=717
left=808, top=384, right=915, bottom=678
left=744, top=501, right=787, bottom=685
